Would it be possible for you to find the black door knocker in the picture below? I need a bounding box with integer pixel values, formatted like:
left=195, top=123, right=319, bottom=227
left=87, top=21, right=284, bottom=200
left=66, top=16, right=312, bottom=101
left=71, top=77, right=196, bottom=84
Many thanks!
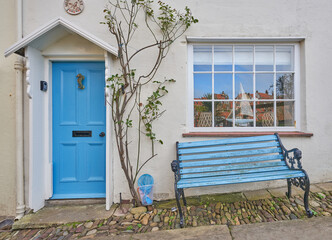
left=77, top=73, right=85, bottom=89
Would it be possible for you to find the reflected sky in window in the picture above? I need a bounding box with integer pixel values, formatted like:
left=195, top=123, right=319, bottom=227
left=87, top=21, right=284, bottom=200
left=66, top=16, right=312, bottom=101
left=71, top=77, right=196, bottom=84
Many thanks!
left=194, top=73, right=212, bottom=99
left=215, top=74, right=232, bottom=99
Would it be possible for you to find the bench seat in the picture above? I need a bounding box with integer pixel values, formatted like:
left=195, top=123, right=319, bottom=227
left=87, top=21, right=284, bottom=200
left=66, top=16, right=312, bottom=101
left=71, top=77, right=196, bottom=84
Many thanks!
left=171, top=133, right=313, bottom=227
left=178, top=169, right=305, bottom=188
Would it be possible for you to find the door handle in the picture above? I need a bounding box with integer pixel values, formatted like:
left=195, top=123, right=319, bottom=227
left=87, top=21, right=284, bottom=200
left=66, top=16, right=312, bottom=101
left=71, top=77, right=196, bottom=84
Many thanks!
left=99, top=132, right=105, bottom=137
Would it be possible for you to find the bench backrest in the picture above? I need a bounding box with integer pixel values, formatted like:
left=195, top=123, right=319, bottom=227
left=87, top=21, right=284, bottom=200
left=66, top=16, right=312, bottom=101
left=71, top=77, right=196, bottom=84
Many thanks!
left=177, top=134, right=286, bottom=179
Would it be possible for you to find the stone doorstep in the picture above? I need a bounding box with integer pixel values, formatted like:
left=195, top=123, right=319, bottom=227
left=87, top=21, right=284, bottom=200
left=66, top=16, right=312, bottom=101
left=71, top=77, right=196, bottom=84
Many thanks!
left=12, top=204, right=118, bottom=230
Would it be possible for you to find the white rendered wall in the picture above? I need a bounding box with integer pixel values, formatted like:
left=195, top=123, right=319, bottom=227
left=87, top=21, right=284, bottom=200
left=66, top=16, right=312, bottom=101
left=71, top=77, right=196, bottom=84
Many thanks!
left=21, top=0, right=332, bottom=201
left=0, top=0, right=17, bottom=216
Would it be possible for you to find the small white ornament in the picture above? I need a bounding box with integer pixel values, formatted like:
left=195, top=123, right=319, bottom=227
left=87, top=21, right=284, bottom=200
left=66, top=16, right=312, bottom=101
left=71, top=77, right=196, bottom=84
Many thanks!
left=64, top=0, right=84, bottom=15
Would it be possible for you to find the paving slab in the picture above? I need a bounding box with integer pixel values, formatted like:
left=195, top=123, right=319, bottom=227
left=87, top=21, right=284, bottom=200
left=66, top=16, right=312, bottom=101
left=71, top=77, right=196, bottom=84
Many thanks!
left=12, top=204, right=117, bottom=230
left=268, top=186, right=303, bottom=198
left=310, top=184, right=324, bottom=193
left=243, top=189, right=271, bottom=200
left=230, top=216, right=332, bottom=240
left=315, top=182, right=332, bottom=192
left=108, top=225, right=232, bottom=240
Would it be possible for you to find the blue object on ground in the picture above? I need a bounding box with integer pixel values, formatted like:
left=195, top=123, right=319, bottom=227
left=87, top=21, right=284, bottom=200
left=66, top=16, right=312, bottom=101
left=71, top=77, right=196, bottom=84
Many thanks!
left=138, top=174, right=154, bottom=205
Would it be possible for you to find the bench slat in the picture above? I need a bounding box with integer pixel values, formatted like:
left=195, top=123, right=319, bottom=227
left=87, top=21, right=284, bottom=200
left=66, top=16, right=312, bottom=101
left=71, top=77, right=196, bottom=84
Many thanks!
left=181, top=166, right=290, bottom=179
left=178, top=141, right=280, bottom=155
left=179, top=169, right=300, bottom=184
left=179, top=147, right=282, bottom=161
left=178, top=135, right=277, bottom=149
left=180, top=161, right=287, bottom=174
left=181, top=160, right=286, bottom=174
left=180, top=154, right=284, bottom=168
left=177, top=171, right=305, bottom=188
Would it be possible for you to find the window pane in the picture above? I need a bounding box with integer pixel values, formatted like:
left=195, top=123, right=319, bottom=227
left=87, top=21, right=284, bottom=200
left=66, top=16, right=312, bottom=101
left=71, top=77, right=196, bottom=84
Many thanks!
left=235, top=74, right=253, bottom=99
left=194, top=73, right=212, bottom=100
left=256, top=73, right=274, bottom=99
left=215, top=102, right=233, bottom=127
left=235, top=101, right=254, bottom=127
left=276, top=73, right=294, bottom=99
left=214, top=46, right=232, bottom=71
left=255, top=46, right=273, bottom=71
left=277, top=101, right=295, bottom=126
left=194, top=102, right=212, bottom=127
left=235, top=46, right=253, bottom=71
left=276, top=46, right=294, bottom=71
left=194, top=46, right=212, bottom=71
left=214, top=73, right=233, bottom=99
left=256, top=101, right=274, bottom=127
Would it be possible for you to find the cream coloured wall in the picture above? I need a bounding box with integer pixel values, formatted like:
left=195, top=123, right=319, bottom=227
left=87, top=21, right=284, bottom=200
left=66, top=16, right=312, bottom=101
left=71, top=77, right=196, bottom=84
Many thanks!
left=17, top=0, right=332, bottom=202
left=0, top=0, right=18, bottom=216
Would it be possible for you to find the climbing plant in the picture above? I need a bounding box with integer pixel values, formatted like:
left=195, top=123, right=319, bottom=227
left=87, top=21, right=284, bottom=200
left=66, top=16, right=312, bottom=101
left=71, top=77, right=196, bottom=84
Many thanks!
left=102, top=0, right=198, bottom=205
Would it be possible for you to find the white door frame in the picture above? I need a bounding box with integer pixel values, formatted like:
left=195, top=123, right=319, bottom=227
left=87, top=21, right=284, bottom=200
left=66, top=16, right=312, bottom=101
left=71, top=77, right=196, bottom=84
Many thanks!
left=42, top=52, right=114, bottom=209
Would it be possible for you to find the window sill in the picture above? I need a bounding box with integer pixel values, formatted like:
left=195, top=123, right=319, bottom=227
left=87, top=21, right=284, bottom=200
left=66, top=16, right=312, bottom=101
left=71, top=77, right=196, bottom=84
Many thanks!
left=182, top=131, right=313, bottom=138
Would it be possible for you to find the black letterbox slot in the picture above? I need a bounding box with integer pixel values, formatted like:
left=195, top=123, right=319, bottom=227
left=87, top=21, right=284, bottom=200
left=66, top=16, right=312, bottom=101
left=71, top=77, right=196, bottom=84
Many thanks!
left=72, top=131, right=92, bottom=137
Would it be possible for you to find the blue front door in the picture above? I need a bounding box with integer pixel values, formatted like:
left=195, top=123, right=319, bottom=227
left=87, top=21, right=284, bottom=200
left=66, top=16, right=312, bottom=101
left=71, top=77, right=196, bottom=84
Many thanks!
left=52, top=62, right=106, bottom=199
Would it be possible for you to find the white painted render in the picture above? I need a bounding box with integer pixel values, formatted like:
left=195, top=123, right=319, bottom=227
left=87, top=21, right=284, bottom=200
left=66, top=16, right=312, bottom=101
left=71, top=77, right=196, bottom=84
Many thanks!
left=1, top=0, right=332, bottom=215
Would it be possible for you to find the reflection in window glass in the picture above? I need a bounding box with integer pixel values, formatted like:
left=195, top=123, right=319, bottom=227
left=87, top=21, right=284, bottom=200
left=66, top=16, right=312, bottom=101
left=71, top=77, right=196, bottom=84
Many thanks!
left=235, top=101, right=254, bottom=127
left=214, top=46, right=232, bottom=71
left=256, top=101, right=274, bottom=127
left=194, top=46, right=212, bottom=71
left=277, top=101, right=295, bottom=126
left=276, top=73, right=294, bottom=99
left=255, top=46, right=274, bottom=71
left=276, top=46, right=294, bottom=71
left=235, top=46, right=253, bottom=71
left=215, top=102, right=233, bottom=127
left=235, top=74, right=253, bottom=99
left=194, top=102, right=212, bottom=127
left=191, top=44, right=297, bottom=129
left=256, top=74, right=274, bottom=99
left=215, top=74, right=233, bottom=99
left=194, top=73, right=212, bottom=99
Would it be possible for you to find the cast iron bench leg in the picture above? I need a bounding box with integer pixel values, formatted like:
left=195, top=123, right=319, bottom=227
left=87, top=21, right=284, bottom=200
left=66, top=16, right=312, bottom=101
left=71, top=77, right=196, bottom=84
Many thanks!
left=175, top=184, right=184, bottom=227
left=286, top=179, right=292, bottom=198
left=181, top=189, right=187, bottom=207
left=304, top=176, right=314, bottom=218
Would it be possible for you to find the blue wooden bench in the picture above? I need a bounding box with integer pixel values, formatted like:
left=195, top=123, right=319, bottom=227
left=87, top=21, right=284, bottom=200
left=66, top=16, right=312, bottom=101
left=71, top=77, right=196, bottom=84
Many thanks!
left=171, top=133, right=313, bottom=227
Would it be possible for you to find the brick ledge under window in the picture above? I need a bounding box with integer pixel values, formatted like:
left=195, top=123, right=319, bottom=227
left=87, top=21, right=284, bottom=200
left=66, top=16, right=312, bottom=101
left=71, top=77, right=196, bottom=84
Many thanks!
left=182, top=132, right=313, bottom=138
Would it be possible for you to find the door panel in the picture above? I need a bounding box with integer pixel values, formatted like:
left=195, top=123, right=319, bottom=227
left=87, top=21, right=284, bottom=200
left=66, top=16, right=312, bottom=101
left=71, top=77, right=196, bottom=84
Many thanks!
left=52, top=62, right=106, bottom=199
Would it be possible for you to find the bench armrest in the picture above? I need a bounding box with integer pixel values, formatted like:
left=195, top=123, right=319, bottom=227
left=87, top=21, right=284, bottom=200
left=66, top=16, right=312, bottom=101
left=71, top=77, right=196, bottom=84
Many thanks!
left=286, top=148, right=303, bottom=169
left=171, top=160, right=181, bottom=182
left=275, top=133, right=303, bottom=169
left=171, top=160, right=178, bottom=172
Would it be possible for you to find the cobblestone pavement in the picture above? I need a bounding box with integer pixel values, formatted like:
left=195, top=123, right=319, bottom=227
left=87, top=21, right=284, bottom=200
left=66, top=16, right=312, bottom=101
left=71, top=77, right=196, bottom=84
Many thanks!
left=0, top=190, right=331, bottom=240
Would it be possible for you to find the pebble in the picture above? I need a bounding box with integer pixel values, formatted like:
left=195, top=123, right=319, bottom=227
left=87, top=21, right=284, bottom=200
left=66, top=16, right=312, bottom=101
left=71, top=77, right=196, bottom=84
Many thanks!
left=164, top=216, right=169, bottom=223
left=151, top=227, right=159, bottom=232
left=150, top=222, right=158, bottom=227
left=130, top=206, right=147, bottom=215
left=153, top=215, right=161, bottom=223
left=141, top=214, right=150, bottom=225
left=86, top=229, right=97, bottom=236
left=309, top=200, right=320, bottom=207
left=289, top=214, right=297, bottom=220
left=84, top=222, right=93, bottom=228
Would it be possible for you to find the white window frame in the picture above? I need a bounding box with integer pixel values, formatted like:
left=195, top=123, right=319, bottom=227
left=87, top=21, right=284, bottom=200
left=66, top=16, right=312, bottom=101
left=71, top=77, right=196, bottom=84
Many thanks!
left=187, top=42, right=301, bottom=132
